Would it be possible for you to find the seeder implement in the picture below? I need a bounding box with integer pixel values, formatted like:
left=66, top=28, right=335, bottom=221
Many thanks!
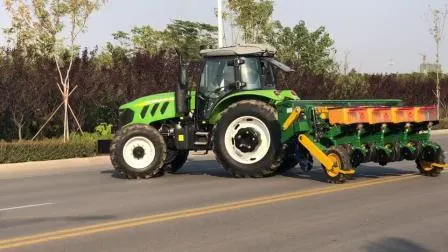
left=280, top=102, right=448, bottom=183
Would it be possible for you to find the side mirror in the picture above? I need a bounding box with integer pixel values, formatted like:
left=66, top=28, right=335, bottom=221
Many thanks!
left=227, top=58, right=245, bottom=66
left=235, top=58, right=245, bottom=66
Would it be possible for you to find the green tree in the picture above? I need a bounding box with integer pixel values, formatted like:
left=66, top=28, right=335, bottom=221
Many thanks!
left=112, top=20, right=217, bottom=59
left=270, top=21, right=337, bottom=76
left=129, top=26, right=164, bottom=55
left=226, top=0, right=276, bottom=44
left=4, top=0, right=107, bottom=142
left=93, top=42, right=130, bottom=69
left=330, top=71, right=370, bottom=99
left=163, top=20, right=217, bottom=59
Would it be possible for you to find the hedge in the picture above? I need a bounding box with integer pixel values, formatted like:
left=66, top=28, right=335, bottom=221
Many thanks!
left=0, top=138, right=97, bottom=164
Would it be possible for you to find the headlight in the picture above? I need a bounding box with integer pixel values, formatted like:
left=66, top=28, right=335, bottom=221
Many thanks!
left=119, top=109, right=134, bottom=127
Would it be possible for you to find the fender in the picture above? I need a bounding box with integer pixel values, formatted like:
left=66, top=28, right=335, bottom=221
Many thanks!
left=207, top=89, right=299, bottom=124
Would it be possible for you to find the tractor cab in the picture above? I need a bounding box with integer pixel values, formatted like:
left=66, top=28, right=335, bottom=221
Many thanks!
left=192, top=44, right=295, bottom=120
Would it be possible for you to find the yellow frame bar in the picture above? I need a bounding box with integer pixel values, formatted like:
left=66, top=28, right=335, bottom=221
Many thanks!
left=282, top=107, right=301, bottom=131
left=431, top=163, right=448, bottom=169
left=298, top=134, right=355, bottom=175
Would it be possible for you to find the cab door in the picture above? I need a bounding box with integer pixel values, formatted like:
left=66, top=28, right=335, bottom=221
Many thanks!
left=195, top=57, right=237, bottom=120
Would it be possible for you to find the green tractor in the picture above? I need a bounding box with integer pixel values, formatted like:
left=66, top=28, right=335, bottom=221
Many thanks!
left=110, top=44, right=299, bottom=178
left=109, top=44, right=447, bottom=182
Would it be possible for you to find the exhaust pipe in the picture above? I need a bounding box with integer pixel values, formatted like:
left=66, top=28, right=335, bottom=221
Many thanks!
left=175, top=49, right=189, bottom=116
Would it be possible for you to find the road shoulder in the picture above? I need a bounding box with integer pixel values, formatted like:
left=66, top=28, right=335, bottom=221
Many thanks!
left=0, top=156, right=110, bottom=174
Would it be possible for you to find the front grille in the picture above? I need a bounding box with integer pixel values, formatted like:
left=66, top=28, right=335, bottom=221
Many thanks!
left=119, top=109, right=134, bottom=128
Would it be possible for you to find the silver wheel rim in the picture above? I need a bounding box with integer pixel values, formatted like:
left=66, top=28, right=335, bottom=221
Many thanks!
left=224, top=116, right=271, bottom=165
left=123, top=136, right=156, bottom=169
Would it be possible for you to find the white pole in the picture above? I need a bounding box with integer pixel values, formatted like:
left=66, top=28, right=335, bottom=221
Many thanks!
left=218, top=0, right=224, bottom=48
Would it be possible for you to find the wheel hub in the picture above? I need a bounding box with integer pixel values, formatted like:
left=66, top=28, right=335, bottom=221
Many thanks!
left=234, top=128, right=260, bottom=153
left=224, top=116, right=271, bottom=165
left=133, top=146, right=145, bottom=160
left=122, top=136, right=156, bottom=170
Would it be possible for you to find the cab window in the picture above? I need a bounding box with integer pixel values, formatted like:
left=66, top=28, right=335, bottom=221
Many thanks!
left=200, top=58, right=235, bottom=96
left=240, top=57, right=262, bottom=90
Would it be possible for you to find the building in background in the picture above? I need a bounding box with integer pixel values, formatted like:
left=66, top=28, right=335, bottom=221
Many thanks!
left=420, top=54, right=442, bottom=73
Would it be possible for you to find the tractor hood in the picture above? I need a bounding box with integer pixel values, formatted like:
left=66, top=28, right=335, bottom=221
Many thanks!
left=120, top=92, right=176, bottom=110
left=119, top=92, right=179, bottom=127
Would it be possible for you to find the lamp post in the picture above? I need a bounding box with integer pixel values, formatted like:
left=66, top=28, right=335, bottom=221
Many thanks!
left=218, top=0, right=224, bottom=48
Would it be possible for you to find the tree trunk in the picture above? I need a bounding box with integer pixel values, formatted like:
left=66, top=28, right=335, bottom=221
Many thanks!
left=18, top=124, right=22, bottom=141
left=436, top=41, right=441, bottom=119
left=63, top=85, right=69, bottom=142
left=12, top=113, right=24, bottom=141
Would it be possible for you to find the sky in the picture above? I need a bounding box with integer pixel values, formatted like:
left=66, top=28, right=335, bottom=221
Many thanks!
left=0, top=0, right=447, bottom=73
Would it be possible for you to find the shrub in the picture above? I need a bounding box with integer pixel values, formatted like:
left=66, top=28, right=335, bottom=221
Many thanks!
left=0, top=137, right=97, bottom=164
left=435, top=118, right=448, bottom=130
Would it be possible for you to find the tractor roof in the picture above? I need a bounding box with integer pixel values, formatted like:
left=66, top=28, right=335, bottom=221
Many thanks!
left=200, top=44, right=277, bottom=57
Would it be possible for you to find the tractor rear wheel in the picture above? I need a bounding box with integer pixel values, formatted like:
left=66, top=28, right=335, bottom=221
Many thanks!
left=213, top=100, right=282, bottom=178
left=164, top=149, right=189, bottom=173
left=110, top=124, right=167, bottom=179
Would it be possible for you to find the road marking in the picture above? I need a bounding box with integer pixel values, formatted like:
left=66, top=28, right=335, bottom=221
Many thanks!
left=0, top=203, right=55, bottom=212
left=0, top=174, right=420, bottom=249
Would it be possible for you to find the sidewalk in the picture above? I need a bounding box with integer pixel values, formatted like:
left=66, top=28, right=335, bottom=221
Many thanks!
left=431, top=129, right=448, bottom=136
left=0, top=155, right=111, bottom=174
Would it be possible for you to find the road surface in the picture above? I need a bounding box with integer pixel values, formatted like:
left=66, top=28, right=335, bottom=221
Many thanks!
left=1, top=136, right=448, bottom=252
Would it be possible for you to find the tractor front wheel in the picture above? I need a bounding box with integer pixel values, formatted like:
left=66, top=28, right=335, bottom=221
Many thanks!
left=110, top=125, right=167, bottom=179
left=213, top=100, right=282, bottom=178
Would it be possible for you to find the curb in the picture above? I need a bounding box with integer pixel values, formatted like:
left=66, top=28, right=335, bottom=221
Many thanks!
left=0, top=155, right=111, bottom=173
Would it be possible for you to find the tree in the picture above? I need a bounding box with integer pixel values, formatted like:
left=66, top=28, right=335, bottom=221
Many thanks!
left=111, top=20, right=218, bottom=60
left=428, top=5, right=448, bottom=119
left=224, top=1, right=336, bottom=75
left=330, top=71, right=370, bottom=100
left=225, top=0, right=276, bottom=44
left=163, top=20, right=218, bottom=59
left=0, top=48, right=42, bottom=140
left=270, top=21, right=337, bottom=76
left=4, top=0, right=108, bottom=142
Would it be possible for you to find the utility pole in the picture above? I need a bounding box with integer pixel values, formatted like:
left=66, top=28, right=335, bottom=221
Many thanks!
left=218, top=0, right=224, bottom=48
left=429, top=5, right=448, bottom=119
left=343, top=50, right=350, bottom=75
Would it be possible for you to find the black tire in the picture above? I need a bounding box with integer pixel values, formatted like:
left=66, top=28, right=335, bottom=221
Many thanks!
left=277, top=155, right=300, bottom=173
left=276, top=141, right=298, bottom=173
left=322, top=146, right=353, bottom=184
left=164, top=149, right=189, bottom=173
left=213, top=100, right=282, bottom=178
left=416, top=145, right=445, bottom=177
left=277, top=143, right=313, bottom=173
left=110, top=124, right=167, bottom=179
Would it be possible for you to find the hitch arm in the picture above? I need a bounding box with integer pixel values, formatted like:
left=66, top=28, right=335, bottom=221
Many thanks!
left=298, top=134, right=355, bottom=175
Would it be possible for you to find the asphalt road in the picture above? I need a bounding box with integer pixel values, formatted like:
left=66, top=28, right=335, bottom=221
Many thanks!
left=1, top=136, right=448, bottom=252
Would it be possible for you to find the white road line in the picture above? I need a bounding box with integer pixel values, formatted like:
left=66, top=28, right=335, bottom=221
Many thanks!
left=0, top=203, right=55, bottom=212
